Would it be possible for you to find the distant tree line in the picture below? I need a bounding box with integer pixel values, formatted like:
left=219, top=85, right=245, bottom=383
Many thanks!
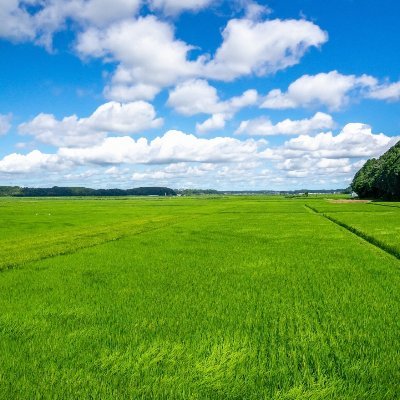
left=176, top=189, right=219, bottom=196
left=0, top=185, right=352, bottom=198
left=175, top=188, right=349, bottom=196
left=352, top=140, right=400, bottom=199
left=0, top=186, right=176, bottom=197
left=0, top=186, right=22, bottom=196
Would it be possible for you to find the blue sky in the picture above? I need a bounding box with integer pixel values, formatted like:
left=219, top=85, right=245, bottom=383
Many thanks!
left=0, top=0, right=399, bottom=190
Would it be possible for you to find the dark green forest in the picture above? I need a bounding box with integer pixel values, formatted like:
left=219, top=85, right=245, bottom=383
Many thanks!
left=352, top=141, right=400, bottom=199
left=0, top=186, right=176, bottom=197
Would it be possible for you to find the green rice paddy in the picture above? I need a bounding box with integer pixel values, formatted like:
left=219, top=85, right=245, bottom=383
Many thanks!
left=0, top=197, right=399, bottom=399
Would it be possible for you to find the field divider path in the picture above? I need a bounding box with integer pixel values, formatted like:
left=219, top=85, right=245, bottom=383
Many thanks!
left=370, top=203, right=400, bottom=210
left=304, top=204, right=400, bottom=261
left=0, top=213, right=209, bottom=273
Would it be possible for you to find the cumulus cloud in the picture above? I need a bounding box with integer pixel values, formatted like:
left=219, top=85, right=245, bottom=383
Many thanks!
left=0, top=0, right=37, bottom=42
left=18, top=101, right=163, bottom=147
left=281, top=123, right=398, bottom=159
left=261, top=71, right=377, bottom=110
left=204, top=18, right=327, bottom=81
left=278, top=156, right=355, bottom=177
left=0, top=0, right=142, bottom=49
left=76, top=16, right=203, bottom=101
left=130, top=160, right=276, bottom=188
left=58, top=130, right=263, bottom=165
left=148, top=0, right=214, bottom=15
left=196, top=114, right=227, bottom=133
left=76, top=14, right=327, bottom=100
left=167, top=79, right=258, bottom=116
left=129, top=161, right=277, bottom=189
left=132, top=162, right=215, bottom=181
left=85, top=101, right=163, bottom=133
left=0, top=114, right=12, bottom=135
left=1, top=123, right=397, bottom=190
left=0, top=150, right=61, bottom=173
left=258, top=123, right=399, bottom=180
left=70, top=0, right=141, bottom=26
left=19, top=113, right=105, bottom=148
left=0, top=130, right=267, bottom=175
left=235, top=112, right=334, bottom=136
left=167, top=79, right=258, bottom=133
left=167, top=79, right=222, bottom=116
left=367, top=81, right=400, bottom=101
left=253, top=122, right=399, bottom=182
left=0, top=2, right=330, bottom=109
left=1, top=0, right=327, bottom=89
left=243, top=1, right=271, bottom=20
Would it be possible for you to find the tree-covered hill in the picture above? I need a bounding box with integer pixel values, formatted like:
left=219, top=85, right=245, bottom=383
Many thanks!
left=352, top=141, right=400, bottom=199
left=0, top=186, right=176, bottom=197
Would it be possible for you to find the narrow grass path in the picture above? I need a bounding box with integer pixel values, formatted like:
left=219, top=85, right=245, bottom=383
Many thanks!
left=304, top=204, right=400, bottom=261
left=371, top=203, right=400, bottom=209
left=0, top=216, right=179, bottom=272
left=0, top=197, right=232, bottom=272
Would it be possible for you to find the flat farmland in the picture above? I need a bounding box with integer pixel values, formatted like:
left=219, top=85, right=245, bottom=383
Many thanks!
left=308, top=200, right=400, bottom=257
left=0, top=197, right=399, bottom=399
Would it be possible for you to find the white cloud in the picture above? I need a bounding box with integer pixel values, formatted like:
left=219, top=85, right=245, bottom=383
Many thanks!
left=278, top=156, right=354, bottom=177
left=0, top=150, right=60, bottom=173
left=148, top=0, right=214, bottom=15
left=76, top=14, right=327, bottom=100
left=1, top=124, right=397, bottom=189
left=282, top=123, right=398, bottom=159
left=262, top=71, right=377, bottom=110
left=168, top=79, right=258, bottom=133
left=0, top=2, right=327, bottom=93
left=19, top=113, right=105, bottom=148
left=104, top=84, right=161, bottom=103
left=276, top=155, right=371, bottom=182
left=229, top=88, right=259, bottom=109
left=4, top=4, right=398, bottom=113
left=367, top=81, right=400, bottom=101
left=0, top=0, right=142, bottom=49
left=253, top=122, right=399, bottom=182
left=167, top=79, right=258, bottom=116
left=243, top=1, right=271, bottom=20
left=58, top=130, right=263, bottom=165
left=196, top=114, right=227, bottom=133
left=167, top=79, right=221, bottom=116
left=235, top=112, right=334, bottom=136
left=132, top=162, right=215, bottom=181
left=70, top=0, right=141, bottom=27
left=0, top=0, right=37, bottom=42
left=76, top=16, right=203, bottom=100
left=85, top=101, right=163, bottom=133
left=129, top=160, right=276, bottom=188
left=1, top=0, right=326, bottom=85
left=0, top=113, right=12, bottom=135
left=105, top=166, right=119, bottom=175
left=0, top=129, right=268, bottom=175
left=128, top=161, right=278, bottom=189
left=18, top=101, right=162, bottom=147
left=204, top=18, right=327, bottom=81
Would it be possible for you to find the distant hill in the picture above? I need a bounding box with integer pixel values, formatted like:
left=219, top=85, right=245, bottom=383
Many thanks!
left=352, top=140, right=400, bottom=199
left=0, top=186, right=22, bottom=196
left=175, top=188, right=349, bottom=196
left=0, top=186, right=176, bottom=197
left=0, top=186, right=350, bottom=198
